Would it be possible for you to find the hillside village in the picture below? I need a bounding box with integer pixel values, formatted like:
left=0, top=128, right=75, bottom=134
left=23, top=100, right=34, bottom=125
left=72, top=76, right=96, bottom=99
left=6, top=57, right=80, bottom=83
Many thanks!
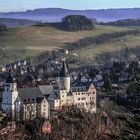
left=0, top=49, right=139, bottom=114
left=0, top=50, right=139, bottom=139
left=0, top=12, right=140, bottom=140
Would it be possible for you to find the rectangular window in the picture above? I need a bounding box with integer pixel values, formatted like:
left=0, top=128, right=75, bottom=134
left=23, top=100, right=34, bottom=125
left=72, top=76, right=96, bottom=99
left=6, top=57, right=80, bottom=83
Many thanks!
left=78, top=98, right=80, bottom=100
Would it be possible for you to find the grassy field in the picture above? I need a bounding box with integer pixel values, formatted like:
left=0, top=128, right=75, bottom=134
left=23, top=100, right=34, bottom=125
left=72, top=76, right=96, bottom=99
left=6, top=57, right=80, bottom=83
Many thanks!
left=74, top=35, right=140, bottom=67
left=0, top=25, right=131, bottom=61
left=0, top=24, right=138, bottom=65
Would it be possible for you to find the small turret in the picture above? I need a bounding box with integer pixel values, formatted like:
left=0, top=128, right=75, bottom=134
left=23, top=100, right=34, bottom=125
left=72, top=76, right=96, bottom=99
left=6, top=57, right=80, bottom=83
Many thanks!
left=6, top=73, right=15, bottom=83
left=59, top=60, right=70, bottom=92
left=59, top=60, right=69, bottom=77
left=2, top=71, right=18, bottom=119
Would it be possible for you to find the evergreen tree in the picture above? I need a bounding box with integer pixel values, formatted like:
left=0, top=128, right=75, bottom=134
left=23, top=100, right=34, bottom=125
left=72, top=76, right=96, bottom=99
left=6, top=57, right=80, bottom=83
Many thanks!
left=103, top=73, right=112, bottom=92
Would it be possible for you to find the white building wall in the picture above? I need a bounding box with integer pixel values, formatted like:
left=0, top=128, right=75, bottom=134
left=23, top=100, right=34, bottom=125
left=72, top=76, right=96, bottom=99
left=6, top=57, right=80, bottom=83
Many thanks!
left=23, top=103, right=37, bottom=120
left=40, top=99, right=49, bottom=118
left=54, top=99, right=60, bottom=110
left=72, top=84, right=97, bottom=113
left=2, top=83, right=18, bottom=118
left=63, top=77, right=70, bottom=92
left=59, top=90, right=68, bottom=106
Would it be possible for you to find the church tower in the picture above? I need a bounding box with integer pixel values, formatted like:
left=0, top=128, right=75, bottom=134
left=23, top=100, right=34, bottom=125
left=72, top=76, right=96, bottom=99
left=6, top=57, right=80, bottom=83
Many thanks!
left=2, top=72, right=18, bottom=119
left=59, top=60, right=70, bottom=92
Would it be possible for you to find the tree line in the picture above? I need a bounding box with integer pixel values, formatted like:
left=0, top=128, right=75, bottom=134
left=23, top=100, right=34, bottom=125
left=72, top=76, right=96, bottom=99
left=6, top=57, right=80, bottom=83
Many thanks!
left=99, top=19, right=140, bottom=26
left=36, top=15, right=94, bottom=32
left=65, top=30, right=140, bottom=51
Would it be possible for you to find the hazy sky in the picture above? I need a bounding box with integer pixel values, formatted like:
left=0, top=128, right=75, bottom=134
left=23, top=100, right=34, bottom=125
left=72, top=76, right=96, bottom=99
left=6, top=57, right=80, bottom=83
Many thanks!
left=0, top=0, right=140, bottom=12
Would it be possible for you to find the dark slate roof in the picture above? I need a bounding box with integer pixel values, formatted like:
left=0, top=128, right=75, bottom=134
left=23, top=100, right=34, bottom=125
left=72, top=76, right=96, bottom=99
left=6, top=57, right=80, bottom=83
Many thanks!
left=18, top=87, right=44, bottom=104
left=14, top=96, right=23, bottom=104
left=0, top=92, right=2, bottom=99
left=71, top=85, right=88, bottom=92
left=6, top=73, right=15, bottom=83
left=44, top=94, right=50, bottom=99
left=53, top=85, right=65, bottom=90
left=54, top=93, right=60, bottom=100
left=36, top=97, right=44, bottom=103
left=67, top=90, right=73, bottom=96
left=59, top=60, right=69, bottom=77
left=39, top=85, right=54, bottom=95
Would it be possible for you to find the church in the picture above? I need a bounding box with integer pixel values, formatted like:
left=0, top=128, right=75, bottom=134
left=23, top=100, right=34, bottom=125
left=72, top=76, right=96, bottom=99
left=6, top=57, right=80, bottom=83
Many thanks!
left=2, top=60, right=97, bottom=120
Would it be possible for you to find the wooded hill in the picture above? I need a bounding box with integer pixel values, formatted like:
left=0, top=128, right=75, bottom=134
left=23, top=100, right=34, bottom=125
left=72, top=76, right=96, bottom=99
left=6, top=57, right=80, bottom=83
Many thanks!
left=37, top=15, right=94, bottom=32
left=100, top=19, right=140, bottom=26
left=62, top=15, right=94, bottom=31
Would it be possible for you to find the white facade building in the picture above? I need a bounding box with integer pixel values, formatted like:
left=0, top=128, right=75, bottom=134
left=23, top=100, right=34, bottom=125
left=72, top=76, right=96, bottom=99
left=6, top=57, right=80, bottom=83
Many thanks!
left=2, top=74, right=18, bottom=118
left=2, top=73, right=50, bottom=120
left=49, top=60, right=97, bottom=113
left=2, top=60, right=97, bottom=120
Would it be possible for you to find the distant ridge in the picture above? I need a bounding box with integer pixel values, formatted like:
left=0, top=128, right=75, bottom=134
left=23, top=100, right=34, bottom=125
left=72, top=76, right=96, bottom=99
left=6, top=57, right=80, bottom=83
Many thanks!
left=1, top=8, right=140, bottom=22
left=0, top=18, right=36, bottom=27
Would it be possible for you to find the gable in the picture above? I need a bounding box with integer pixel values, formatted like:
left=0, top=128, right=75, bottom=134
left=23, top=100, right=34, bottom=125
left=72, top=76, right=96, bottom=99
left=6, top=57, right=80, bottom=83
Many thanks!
left=88, top=83, right=96, bottom=91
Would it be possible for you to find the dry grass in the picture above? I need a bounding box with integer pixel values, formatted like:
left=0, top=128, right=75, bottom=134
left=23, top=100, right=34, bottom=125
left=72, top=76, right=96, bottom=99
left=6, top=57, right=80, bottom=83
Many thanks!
left=0, top=24, right=133, bottom=63
left=74, top=35, right=140, bottom=66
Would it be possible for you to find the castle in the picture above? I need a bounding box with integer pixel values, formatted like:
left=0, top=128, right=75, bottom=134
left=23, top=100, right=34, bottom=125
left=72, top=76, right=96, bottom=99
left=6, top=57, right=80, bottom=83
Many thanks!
left=2, top=60, right=97, bottom=120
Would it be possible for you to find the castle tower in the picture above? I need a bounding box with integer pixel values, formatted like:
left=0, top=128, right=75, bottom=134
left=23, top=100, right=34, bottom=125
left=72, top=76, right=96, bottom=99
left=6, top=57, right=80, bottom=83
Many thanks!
left=59, top=60, right=70, bottom=92
left=2, top=72, right=18, bottom=119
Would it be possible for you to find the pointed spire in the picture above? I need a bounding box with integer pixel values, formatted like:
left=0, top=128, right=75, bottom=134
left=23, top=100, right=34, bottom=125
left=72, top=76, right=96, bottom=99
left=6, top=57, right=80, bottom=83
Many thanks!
left=59, top=59, right=69, bottom=77
left=6, top=68, right=15, bottom=83
left=6, top=73, right=14, bottom=83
